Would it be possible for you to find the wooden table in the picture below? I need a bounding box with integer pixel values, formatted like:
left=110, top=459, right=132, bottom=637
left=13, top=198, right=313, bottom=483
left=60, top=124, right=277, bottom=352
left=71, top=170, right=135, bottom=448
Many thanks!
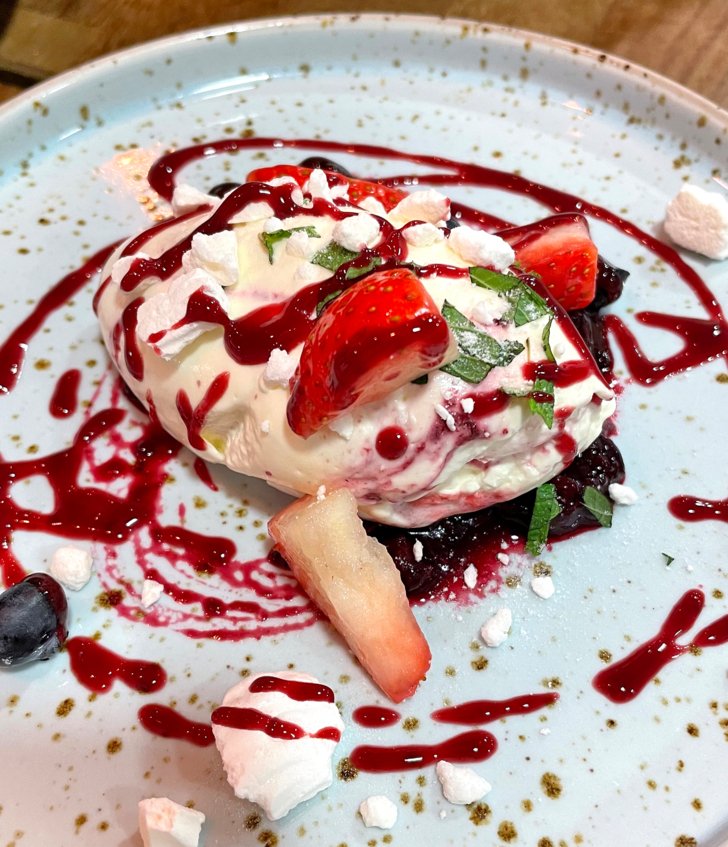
left=0, top=0, right=726, bottom=108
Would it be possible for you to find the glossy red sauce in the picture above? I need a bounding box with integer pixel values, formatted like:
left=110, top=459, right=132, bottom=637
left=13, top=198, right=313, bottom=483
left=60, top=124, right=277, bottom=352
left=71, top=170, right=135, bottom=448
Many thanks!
left=193, top=456, right=218, bottom=491
left=138, top=703, right=215, bottom=747
left=175, top=371, right=230, bottom=451
left=592, top=589, right=728, bottom=702
left=1, top=244, right=116, bottom=395
left=49, top=368, right=82, bottom=418
left=349, top=729, right=497, bottom=772
left=522, top=359, right=593, bottom=387
left=248, top=674, right=335, bottom=702
left=65, top=636, right=166, bottom=694
left=352, top=705, right=401, bottom=727
left=668, top=495, right=728, bottom=524
left=211, top=706, right=341, bottom=742
left=431, top=692, right=559, bottom=725
left=375, top=426, right=409, bottom=460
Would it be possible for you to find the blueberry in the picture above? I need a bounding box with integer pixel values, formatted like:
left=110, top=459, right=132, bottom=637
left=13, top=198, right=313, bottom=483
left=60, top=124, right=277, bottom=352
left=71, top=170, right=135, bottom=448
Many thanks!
left=0, top=573, right=68, bottom=666
left=298, top=156, right=353, bottom=177
left=208, top=182, right=241, bottom=199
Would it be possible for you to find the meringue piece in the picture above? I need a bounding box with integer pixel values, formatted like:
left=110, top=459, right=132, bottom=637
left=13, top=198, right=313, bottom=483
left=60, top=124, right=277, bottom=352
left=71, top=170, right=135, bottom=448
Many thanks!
left=136, top=269, right=227, bottom=360
left=447, top=226, right=515, bottom=272
left=182, top=231, right=239, bottom=287
left=359, top=795, right=398, bottom=829
left=664, top=184, right=728, bottom=260
left=211, top=672, right=344, bottom=820
left=138, top=797, right=205, bottom=847
left=436, top=761, right=492, bottom=805
left=49, top=546, right=93, bottom=591
left=608, top=483, right=639, bottom=505
left=390, top=189, right=450, bottom=224
left=480, top=608, right=512, bottom=647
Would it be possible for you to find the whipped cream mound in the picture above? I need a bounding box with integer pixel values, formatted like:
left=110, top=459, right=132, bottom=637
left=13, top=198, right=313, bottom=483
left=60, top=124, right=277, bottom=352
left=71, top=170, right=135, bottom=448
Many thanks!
left=138, top=797, right=205, bottom=847
left=664, top=184, right=728, bottom=260
left=96, top=169, right=616, bottom=528
left=211, top=671, right=344, bottom=820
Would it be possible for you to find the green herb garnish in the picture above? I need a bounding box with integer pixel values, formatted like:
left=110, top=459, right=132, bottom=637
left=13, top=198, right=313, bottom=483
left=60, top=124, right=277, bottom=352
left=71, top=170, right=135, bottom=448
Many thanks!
left=542, top=317, right=555, bottom=362
left=526, top=484, right=561, bottom=555
left=583, top=486, right=613, bottom=528
left=470, top=266, right=552, bottom=327
left=259, top=226, right=319, bottom=263
left=311, top=242, right=359, bottom=272
left=662, top=553, right=675, bottom=567
left=315, top=289, right=344, bottom=317
left=528, top=379, right=555, bottom=428
left=411, top=374, right=429, bottom=385
left=344, top=255, right=382, bottom=280
left=439, top=301, right=525, bottom=384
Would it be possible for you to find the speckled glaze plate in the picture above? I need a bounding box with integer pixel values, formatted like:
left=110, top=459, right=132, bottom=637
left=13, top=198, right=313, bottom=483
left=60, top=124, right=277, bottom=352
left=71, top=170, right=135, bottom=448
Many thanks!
left=1, top=15, right=727, bottom=847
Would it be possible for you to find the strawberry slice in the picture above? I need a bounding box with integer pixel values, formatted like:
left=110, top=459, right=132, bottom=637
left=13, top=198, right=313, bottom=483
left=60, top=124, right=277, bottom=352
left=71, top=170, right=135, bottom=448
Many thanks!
left=245, top=164, right=408, bottom=212
left=268, top=488, right=432, bottom=702
left=497, top=213, right=599, bottom=310
left=287, top=268, right=452, bottom=438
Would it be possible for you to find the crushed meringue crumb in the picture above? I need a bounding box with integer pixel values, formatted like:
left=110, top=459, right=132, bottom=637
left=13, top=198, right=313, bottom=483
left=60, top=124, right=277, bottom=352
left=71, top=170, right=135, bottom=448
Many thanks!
left=436, top=761, right=492, bottom=805
left=260, top=420, right=270, bottom=434
left=263, top=348, right=297, bottom=386
left=358, top=795, right=398, bottom=829
left=413, top=539, right=424, bottom=562
left=531, top=575, right=555, bottom=599
left=435, top=403, right=456, bottom=431
left=496, top=552, right=510, bottom=566
left=141, top=579, right=164, bottom=609
left=463, top=564, right=478, bottom=589
left=316, top=485, right=327, bottom=502
left=480, top=608, right=513, bottom=647
left=608, top=483, right=639, bottom=505
left=460, top=397, right=475, bottom=414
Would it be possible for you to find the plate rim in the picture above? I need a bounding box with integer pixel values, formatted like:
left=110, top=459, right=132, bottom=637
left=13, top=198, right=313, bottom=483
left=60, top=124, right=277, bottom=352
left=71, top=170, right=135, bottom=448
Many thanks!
left=1, top=12, right=726, bottom=127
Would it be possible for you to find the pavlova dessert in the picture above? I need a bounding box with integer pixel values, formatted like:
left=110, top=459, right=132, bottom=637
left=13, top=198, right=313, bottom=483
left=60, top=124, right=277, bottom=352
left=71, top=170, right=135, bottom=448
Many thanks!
left=95, top=161, right=618, bottom=700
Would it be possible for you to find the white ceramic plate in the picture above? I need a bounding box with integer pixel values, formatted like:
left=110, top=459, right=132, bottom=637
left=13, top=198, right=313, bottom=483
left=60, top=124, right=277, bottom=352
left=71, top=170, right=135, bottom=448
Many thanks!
left=1, top=15, right=726, bottom=847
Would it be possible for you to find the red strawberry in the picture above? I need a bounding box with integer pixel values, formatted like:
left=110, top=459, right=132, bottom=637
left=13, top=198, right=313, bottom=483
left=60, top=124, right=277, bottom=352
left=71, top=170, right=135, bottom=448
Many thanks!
left=245, top=165, right=408, bottom=212
left=287, top=268, right=452, bottom=438
left=497, top=213, right=599, bottom=310
left=268, top=488, right=432, bottom=702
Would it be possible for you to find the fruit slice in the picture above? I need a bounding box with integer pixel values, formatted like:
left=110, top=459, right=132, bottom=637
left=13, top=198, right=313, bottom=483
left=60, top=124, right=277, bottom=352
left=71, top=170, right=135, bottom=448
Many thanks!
left=245, top=164, right=408, bottom=211
left=497, top=213, right=599, bottom=310
left=268, top=488, right=432, bottom=702
left=287, top=268, right=452, bottom=438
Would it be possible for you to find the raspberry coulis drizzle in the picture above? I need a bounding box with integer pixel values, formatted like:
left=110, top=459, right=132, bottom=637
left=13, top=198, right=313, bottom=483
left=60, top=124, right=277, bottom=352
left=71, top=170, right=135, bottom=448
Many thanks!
left=0, top=136, right=725, bottom=764
left=593, top=589, right=728, bottom=703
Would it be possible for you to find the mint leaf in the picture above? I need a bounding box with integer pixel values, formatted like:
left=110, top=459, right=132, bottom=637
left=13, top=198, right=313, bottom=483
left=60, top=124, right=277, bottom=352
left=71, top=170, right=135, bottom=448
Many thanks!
left=315, top=289, right=343, bottom=317
left=512, top=286, right=552, bottom=327
left=260, top=226, right=319, bottom=263
left=542, top=317, right=555, bottom=362
left=528, top=379, right=555, bottom=428
left=583, top=486, right=613, bottom=528
left=344, top=255, right=382, bottom=280
left=469, top=266, right=514, bottom=293
left=470, top=266, right=552, bottom=327
left=311, top=242, right=359, bottom=272
left=440, top=301, right=525, bottom=384
left=662, top=552, right=675, bottom=567
left=526, top=484, right=561, bottom=555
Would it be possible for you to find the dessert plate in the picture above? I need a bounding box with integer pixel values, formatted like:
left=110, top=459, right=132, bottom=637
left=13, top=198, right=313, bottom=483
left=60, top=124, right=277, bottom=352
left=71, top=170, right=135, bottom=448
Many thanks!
left=1, top=15, right=726, bottom=847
